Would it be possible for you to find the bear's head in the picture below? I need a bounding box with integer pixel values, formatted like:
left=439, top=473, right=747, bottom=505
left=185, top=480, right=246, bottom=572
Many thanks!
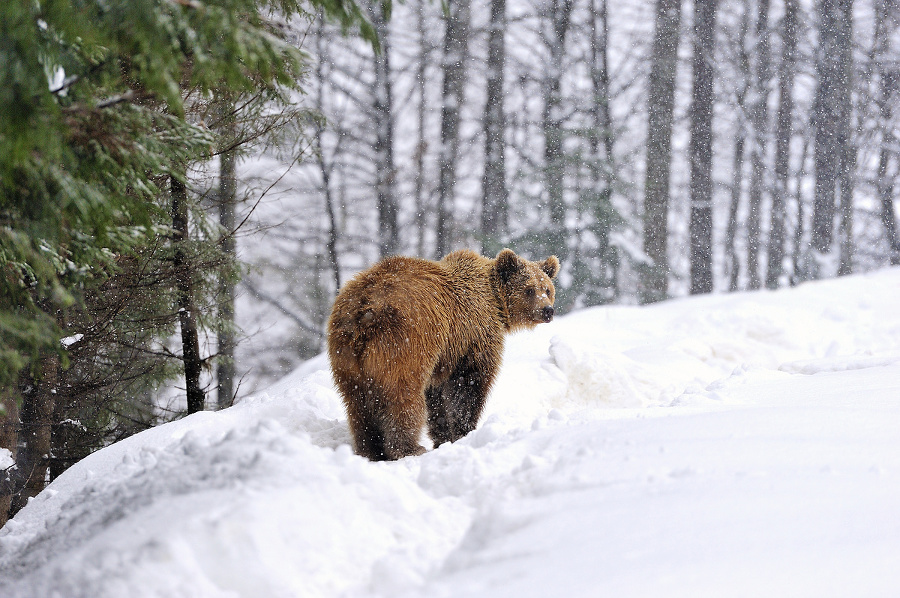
left=495, top=248, right=560, bottom=330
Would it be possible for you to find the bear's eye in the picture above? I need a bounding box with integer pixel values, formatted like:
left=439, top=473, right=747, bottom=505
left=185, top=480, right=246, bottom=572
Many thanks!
left=525, top=287, right=535, bottom=298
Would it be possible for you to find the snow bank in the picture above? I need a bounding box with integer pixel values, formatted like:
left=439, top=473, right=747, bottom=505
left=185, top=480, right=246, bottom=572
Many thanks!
left=1, top=268, right=899, bottom=597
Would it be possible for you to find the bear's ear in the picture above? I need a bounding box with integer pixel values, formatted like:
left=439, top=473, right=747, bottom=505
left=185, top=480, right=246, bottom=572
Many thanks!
left=542, top=256, right=560, bottom=279
left=496, top=248, right=521, bottom=283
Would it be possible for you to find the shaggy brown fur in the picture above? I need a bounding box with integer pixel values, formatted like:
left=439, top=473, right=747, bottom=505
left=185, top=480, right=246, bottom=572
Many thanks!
left=327, top=248, right=559, bottom=461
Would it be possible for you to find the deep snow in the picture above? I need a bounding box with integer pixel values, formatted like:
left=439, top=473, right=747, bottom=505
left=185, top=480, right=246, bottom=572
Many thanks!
left=1, top=268, right=900, bottom=598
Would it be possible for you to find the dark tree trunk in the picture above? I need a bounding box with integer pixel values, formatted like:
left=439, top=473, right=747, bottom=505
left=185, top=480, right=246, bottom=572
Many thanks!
left=414, top=0, right=430, bottom=257
left=0, top=386, right=20, bottom=526
left=791, top=135, right=811, bottom=285
left=747, top=0, right=771, bottom=290
left=542, top=0, right=576, bottom=264
left=837, top=0, right=856, bottom=275
left=878, top=144, right=900, bottom=264
left=766, top=0, right=798, bottom=289
left=591, top=0, right=614, bottom=168
left=314, top=16, right=342, bottom=293
left=874, top=0, right=900, bottom=265
left=838, top=126, right=856, bottom=276
left=481, top=0, right=508, bottom=251
left=725, top=2, right=751, bottom=292
left=435, top=0, right=470, bottom=259
left=725, top=135, right=745, bottom=292
left=171, top=176, right=205, bottom=415
left=9, top=357, right=59, bottom=516
left=217, top=114, right=237, bottom=410
left=369, top=2, right=398, bottom=258
left=642, top=0, right=682, bottom=303
left=589, top=0, right=618, bottom=301
left=813, top=0, right=854, bottom=274
left=689, top=0, right=718, bottom=295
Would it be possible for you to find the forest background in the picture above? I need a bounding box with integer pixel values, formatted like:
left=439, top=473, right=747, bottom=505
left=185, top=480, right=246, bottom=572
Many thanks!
left=1, top=0, right=898, bottom=526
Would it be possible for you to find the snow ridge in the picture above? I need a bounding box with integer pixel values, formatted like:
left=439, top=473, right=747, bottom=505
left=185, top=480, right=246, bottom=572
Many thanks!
left=2, top=268, right=900, bottom=597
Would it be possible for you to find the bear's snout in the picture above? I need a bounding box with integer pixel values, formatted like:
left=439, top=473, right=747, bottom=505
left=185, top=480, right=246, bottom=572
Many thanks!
left=541, top=306, right=554, bottom=322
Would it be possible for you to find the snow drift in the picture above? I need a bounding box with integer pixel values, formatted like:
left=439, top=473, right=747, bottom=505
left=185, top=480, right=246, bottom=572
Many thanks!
left=1, top=268, right=900, bottom=597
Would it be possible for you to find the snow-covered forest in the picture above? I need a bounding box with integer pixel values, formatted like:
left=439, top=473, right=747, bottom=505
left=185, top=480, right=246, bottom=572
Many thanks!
left=241, top=0, right=900, bottom=389
left=1, top=0, right=900, bottom=550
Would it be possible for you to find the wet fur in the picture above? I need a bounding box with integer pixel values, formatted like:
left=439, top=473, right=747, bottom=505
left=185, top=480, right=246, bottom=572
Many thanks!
left=328, top=249, right=559, bottom=461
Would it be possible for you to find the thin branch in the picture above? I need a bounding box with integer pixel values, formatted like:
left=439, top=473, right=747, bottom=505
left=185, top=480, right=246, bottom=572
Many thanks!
left=241, top=279, right=324, bottom=338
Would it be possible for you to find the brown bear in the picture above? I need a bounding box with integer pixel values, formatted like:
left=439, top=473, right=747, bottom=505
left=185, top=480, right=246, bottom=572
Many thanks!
left=327, top=248, right=559, bottom=461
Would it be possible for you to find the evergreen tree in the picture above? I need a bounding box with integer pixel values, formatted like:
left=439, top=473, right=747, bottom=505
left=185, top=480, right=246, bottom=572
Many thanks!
left=0, top=0, right=376, bottom=526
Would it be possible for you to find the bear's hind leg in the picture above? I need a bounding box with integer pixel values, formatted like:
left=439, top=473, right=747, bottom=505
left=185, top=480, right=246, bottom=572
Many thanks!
left=340, top=378, right=389, bottom=461
left=380, top=385, right=427, bottom=460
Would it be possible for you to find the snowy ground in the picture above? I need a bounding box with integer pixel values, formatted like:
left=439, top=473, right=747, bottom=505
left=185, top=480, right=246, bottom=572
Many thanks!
left=2, top=268, right=900, bottom=598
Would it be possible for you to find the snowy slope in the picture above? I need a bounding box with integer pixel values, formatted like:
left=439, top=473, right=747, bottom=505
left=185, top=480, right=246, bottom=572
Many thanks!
left=1, top=268, right=900, bottom=598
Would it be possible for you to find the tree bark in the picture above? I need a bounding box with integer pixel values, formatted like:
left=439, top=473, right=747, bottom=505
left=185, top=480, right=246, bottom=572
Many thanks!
left=480, top=0, right=508, bottom=251
left=874, top=0, right=900, bottom=265
left=689, top=0, right=718, bottom=295
left=725, top=135, right=745, bottom=292
left=766, top=0, right=798, bottom=289
left=414, top=0, right=430, bottom=257
left=813, top=0, right=854, bottom=275
left=542, top=0, right=576, bottom=264
left=369, top=1, right=399, bottom=259
left=171, top=176, right=205, bottom=415
left=590, top=0, right=618, bottom=301
left=746, top=0, right=771, bottom=290
left=878, top=144, right=900, bottom=264
left=314, top=16, right=342, bottom=293
left=725, top=3, right=751, bottom=292
left=217, top=108, right=237, bottom=410
left=0, top=387, right=20, bottom=526
left=837, top=0, right=855, bottom=276
left=9, top=356, right=59, bottom=516
left=642, top=0, right=682, bottom=303
left=435, top=0, right=470, bottom=259
left=791, top=135, right=811, bottom=284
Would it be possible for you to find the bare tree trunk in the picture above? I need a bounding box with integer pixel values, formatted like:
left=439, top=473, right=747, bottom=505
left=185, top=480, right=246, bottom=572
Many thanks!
left=725, top=135, right=745, bottom=291
left=0, top=387, right=20, bottom=526
left=689, top=0, right=718, bottom=295
left=369, top=2, right=399, bottom=258
left=321, top=156, right=342, bottom=291
left=837, top=0, right=856, bottom=276
left=838, top=131, right=856, bottom=275
left=171, top=176, right=206, bottom=415
left=791, top=134, right=811, bottom=284
left=481, top=0, right=508, bottom=251
left=747, top=0, right=771, bottom=290
left=813, top=0, right=854, bottom=275
left=641, top=0, right=682, bottom=303
left=766, top=0, right=798, bottom=289
left=314, top=16, right=342, bottom=292
left=435, top=0, right=470, bottom=259
left=725, top=2, right=751, bottom=292
left=878, top=145, right=900, bottom=264
left=590, top=0, right=618, bottom=301
left=9, top=356, right=59, bottom=516
left=217, top=106, right=237, bottom=410
left=592, top=0, right=614, bottom=169
left=542, top=0, right=576, bottom=264
left=414, top=0, right=430, bottom=257
left=873, top=0, right=900, bottom=265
